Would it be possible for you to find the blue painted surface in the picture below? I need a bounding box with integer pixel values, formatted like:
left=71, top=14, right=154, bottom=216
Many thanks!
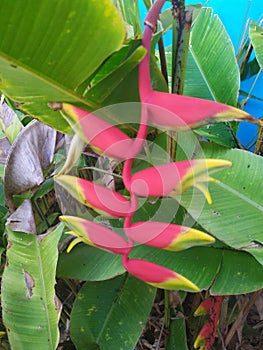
left=139, top=0, right=263, bottom=149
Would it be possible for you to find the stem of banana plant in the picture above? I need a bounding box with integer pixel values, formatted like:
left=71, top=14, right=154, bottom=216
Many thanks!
left=168, top=2, right=193, bottom=161
left=171, top=1, right=192, bottom=95
left=158, top=36, right=168, bottom=85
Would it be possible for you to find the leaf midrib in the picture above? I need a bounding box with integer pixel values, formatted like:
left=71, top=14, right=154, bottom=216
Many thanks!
left=188, top=47, right=217, bottom=101
left=216, top=180, right=263, bottom=211
left=0, top=53, right=98, bottom=109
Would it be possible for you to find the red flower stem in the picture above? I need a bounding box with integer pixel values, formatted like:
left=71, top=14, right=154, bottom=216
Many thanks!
left=123, top=193, right=138, bottom=230
left=123, top=159, right=133, bottom=191
left=125, top=1, right=167, bottom=188
left=125, top=1, right=168, bottom=267
left=123, top=193, right=138, bottom=253
left=123, top=95, right=149, bottom=190
left=140, top=0, right=166, bottom=99
left=122, top=253, right=129, bottom=269
left=144, top=0, right=166, bottom=28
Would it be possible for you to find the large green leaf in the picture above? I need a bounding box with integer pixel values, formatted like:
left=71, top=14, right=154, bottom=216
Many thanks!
left=95, top=49, right=167, bottom=107
left=57, top=244, right=125, bottom=281
left=131, top=245, right=263, bottom=295
left=250, top=21, right=263, bottom=69
left=0, top=0, right=126, bottom=133
left=178, top=144, right=263, bottom=265
left=184, top=7, right=239, bottom=105
left=70, top=274, right=156, bottom=350
left=210, top=249, right=263, bottom=294
left=2, top=220, right=63, bottom=349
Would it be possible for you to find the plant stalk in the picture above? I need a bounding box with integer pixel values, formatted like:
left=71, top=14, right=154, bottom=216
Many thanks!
left=171, top=2, right=192, bottom=95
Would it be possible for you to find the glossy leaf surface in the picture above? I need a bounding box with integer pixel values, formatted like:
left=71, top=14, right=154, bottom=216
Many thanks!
left=184, top=8, right=239, bottom=105
left=131, top=245, right=263, bottom=294
left=182, top=7, right=243, bottom=146
left=178, top=144, right=263, bottom=265
left=57, top=244, right=125, bottom=281
left=0, top=0, right=126, bottom=132
left=70, top=275, right=156, bottom=350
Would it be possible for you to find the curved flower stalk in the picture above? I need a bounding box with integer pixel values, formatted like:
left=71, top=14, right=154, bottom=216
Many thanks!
left=53, top=1, right=259, bottom=295
left=140, top=0, right=262, bottom=130
left=194, top=296, right=223, bottom=349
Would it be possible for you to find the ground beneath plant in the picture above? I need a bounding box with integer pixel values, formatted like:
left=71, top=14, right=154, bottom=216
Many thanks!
left=134, top=290, right=263, bottom=350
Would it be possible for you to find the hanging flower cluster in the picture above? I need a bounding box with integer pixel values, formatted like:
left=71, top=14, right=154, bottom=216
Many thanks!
left=52, top=0, right=261, bottom=293
left=48, top=6, right=263, bottom=349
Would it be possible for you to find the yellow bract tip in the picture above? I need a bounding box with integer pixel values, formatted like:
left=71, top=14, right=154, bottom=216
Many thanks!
left=204, top=159, right=232, bottom=170
left=67, top=237, right=83, bottom=253
left=171, top=228, right=215, bottom=251
left=194, top=334, right=206, bottom=348
left=194, top=182, right=213, bottom=204
left=194, top=306, right=207, bottom=316
left=178, top=159, right=232, bottom=204
left=155, top=274, right=200, bottom=292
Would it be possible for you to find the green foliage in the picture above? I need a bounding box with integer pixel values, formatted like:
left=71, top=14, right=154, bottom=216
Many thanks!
left=2, top=224, right=63, bottom=349
left=131, top=245, right=263, bottom=295
left=184, top=8, right=240, bottom=105
left=0, top=0, right=126, bottom=133
left=70, top=275, right=156, bottom=349
left=166, top=318, right=188, bottom=350
left=57, top=244, right=125, bottom=281
left=164, top=7, right=241, bottom=147
left=184, top=7, right=241, bottom=147
left=179, top=143, right=263, bottom=265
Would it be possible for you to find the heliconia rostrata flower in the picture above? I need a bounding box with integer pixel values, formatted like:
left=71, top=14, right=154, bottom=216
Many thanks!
left=122, top=255, right=199, bottom=291
left=52, top=0, right=261, bottom=295
left=124, top=222, right=215, bottom=251
left=129, top=159, right=232, bottom=204
left=55, top=175, right=134, bottom=218
left=59, top=102, right=135, bottom=160
left=60, top=215, right=131, bottom=255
